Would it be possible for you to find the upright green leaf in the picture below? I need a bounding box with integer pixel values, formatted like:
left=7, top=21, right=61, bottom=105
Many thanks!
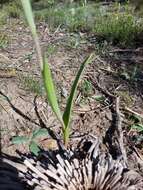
left=20, top=0, right=94, bottom=147
left=43, top=55, right=64, bottom=126
left=63, top=54, right=93, bottom=128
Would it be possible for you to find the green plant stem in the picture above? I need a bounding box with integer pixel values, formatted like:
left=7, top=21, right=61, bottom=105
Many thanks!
left=62, top=126, right=69, bottom=148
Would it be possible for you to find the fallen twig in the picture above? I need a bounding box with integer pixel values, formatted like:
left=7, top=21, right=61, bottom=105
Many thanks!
left=109, top=48, right=137, bottom=54
left=125, top=106, right=143, bottom=119
left=0, top=91, right=40, bottom=126
left=89, top=75, right=115, bottom=99
left=99, top=67, right=116, bottom=74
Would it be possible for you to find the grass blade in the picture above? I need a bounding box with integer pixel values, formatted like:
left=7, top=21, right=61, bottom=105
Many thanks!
left=21, top=0, right=36, bottom=37
left=131, top=124, right=143, bottom=132
left=20, top=0, right=43, bottom=69
left=63, top=54, right=93, bottom=143
left=43, top=55, right=64, bottom=126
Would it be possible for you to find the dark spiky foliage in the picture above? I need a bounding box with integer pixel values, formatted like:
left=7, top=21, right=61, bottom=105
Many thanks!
left=1, top=136, right=143, bottom=190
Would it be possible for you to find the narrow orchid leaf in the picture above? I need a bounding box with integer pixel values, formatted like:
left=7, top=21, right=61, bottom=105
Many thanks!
left=43, top=55, right=64, bottom=126
left=63, top=54, right=93, bottom=129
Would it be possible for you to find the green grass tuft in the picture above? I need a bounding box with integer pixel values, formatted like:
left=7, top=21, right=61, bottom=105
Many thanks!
left=0, top=32, right=9, bottom=49
left=93, top=12, right=143, bottom=47
left=19, top=75, right=44, bottom=96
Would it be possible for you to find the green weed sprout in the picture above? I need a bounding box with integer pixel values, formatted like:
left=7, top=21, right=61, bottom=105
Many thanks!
left=20, top=0, right=93, bottom=146
left=12, top=128, right=49, bottom=156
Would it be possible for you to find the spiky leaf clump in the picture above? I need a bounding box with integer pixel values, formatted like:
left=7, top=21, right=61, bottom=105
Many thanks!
left=1, top=136, right=143, bottom=190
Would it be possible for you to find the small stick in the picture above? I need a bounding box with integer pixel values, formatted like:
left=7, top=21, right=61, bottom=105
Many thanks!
left=125, top=107, right=143, bottom=119
left=109, top=49, right=137, bottom=54
left=0, top=91, right=40, bottom=126
left=91, top=75, right=115, bottom=98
